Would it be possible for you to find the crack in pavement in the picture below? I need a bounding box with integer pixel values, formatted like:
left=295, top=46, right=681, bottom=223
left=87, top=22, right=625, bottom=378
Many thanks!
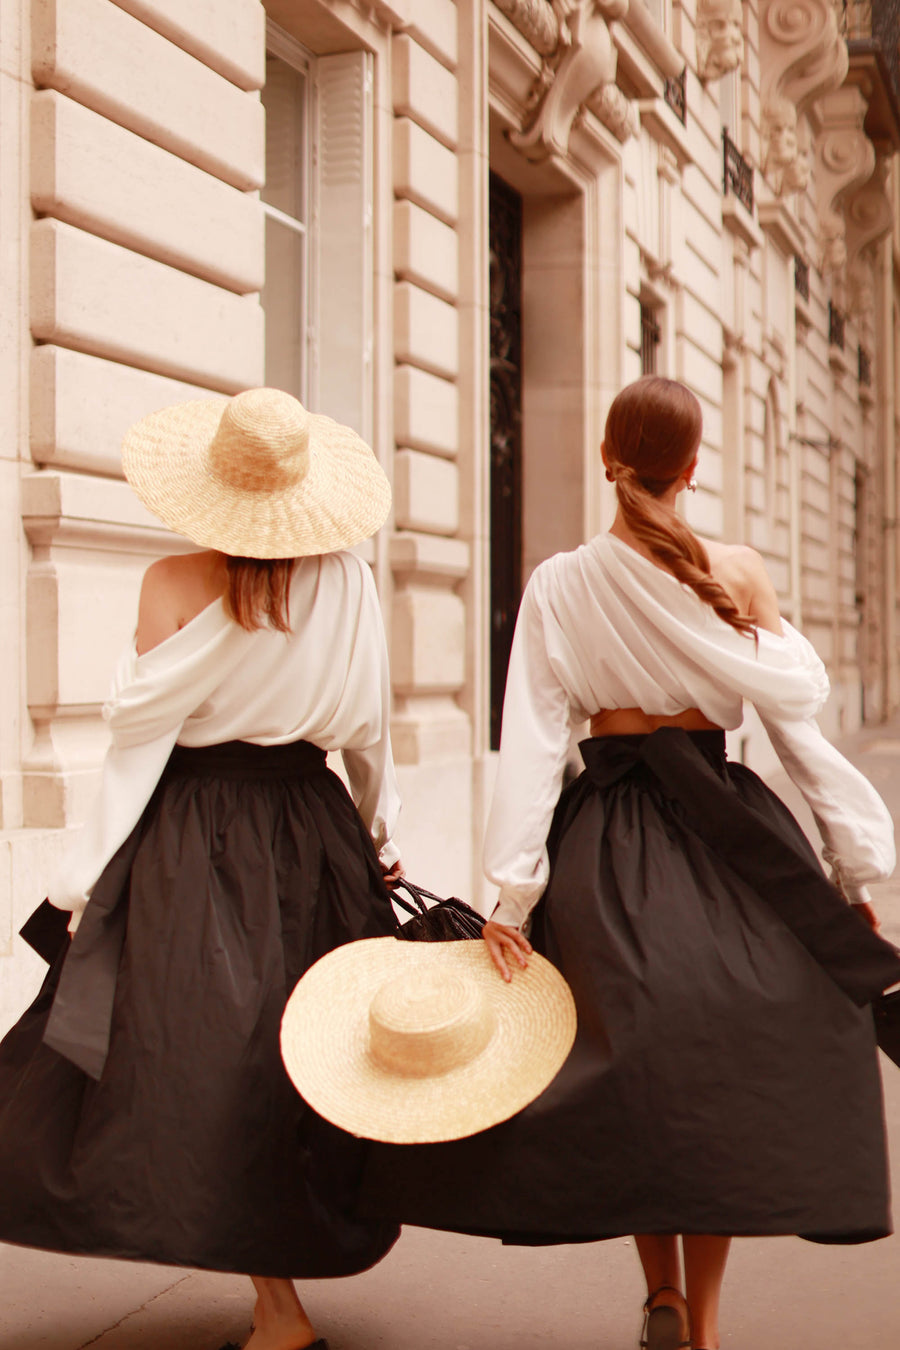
left=75, top=1276, right=192, bottom=1349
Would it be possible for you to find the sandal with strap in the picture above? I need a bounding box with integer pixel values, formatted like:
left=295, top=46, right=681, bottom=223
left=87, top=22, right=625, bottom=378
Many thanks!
left=640, top=1285, right=690, bottom=1350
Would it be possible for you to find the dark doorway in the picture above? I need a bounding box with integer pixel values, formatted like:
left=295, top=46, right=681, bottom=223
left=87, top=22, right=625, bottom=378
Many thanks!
left=489, top=172, right=524, bottom=751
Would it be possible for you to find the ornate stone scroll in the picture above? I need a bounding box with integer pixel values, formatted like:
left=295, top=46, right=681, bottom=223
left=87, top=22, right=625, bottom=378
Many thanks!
left=696, top=0, right=744, bottom=82
left=844, top=152, right=892, bottom=332
left=813, top=86, right=875, bottom=277
left=507, top=0, right=635, bottom=160
left=759, top=0, right=848, bottom=197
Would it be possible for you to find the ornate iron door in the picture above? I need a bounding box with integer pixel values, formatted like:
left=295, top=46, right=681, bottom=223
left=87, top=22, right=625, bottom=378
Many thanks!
left=489, top=173, right=523, bottom=751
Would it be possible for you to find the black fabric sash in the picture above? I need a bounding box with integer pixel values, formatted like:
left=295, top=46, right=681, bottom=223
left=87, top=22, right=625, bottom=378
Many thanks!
left=40, top=739, right=329, bottom=1081
left=570, top=728, right=900, bottom=1008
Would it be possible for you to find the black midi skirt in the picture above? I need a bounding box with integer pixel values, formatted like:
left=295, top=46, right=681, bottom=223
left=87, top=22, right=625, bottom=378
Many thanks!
left=362, top=729, right=900, bottom=1245
left=0, top=740, right=400, bottom=1278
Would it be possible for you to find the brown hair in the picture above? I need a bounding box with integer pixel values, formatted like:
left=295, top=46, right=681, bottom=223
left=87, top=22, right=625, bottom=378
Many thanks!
left=604, top=376, right=755, bottom=636
left=223, top=557, right=295, bottom=632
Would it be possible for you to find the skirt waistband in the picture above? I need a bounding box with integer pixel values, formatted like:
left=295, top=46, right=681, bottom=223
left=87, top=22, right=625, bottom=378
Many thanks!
left=165, top=740, right=328, bottom=779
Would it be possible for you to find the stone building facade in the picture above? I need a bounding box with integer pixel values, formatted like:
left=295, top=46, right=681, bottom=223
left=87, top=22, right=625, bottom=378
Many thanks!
left=1, top=0, right=899, bottom=1026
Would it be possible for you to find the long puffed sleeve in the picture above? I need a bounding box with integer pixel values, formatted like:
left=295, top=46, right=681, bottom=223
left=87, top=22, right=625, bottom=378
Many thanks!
left=340, top=564, right=401, bottom=866
left=758, top=712, right=895, bottom=902
left=483, top=572, right=576, bottom=928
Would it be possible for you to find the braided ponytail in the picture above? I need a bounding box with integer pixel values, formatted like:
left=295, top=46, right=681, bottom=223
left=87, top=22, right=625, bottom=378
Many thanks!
left=605, top=378, right=755, bottom=637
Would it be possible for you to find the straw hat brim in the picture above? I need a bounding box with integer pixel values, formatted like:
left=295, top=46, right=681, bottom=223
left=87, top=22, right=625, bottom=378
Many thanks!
left=121, top=398, right=391, bottom=558
left=280, top=938, right=577, bottom=1144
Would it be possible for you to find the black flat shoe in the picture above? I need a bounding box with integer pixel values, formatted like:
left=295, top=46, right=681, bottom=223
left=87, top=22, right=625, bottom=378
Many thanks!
left=218, top=1341, right=328, bottom=1350
left=640, top=1285, right=690, bottom=1350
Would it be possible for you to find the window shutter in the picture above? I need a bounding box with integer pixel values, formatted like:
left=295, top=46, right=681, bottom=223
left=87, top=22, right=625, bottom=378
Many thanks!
left=313, top=51, right=374, bottom=443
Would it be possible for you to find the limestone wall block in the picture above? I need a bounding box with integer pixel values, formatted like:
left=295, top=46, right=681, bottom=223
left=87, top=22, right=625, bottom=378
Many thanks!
left=392, top=34, right=458, bottom=149
left=394, top=365, right=458, bottom=457
left=31, top=219, right=264, bottom=393
left=392, top=587, right=466, bottom=693
left=394, top=282, right=459, bottom=380
left=31, top=345, right=222, bottom=477
left=393, top=117, right=458, bottom=226
left=394, top=200, right=458, bottom=302
left=21, top=470, right=195, bottom=827
left=394, top=449, right=459, bottom=535
left=110, top=0, right=265, bottom=91
left=32, top=0, right=264, bottom=191
left=390, top=532, right=470, bottom=581
left=31, top=91, right=264, bottom=294
left=401, top=0, right=458, bottom=70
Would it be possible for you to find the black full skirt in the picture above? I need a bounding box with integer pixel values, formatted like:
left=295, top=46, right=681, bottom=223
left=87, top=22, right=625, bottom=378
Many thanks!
left=0, top=741, right=400, bottom=1278
left=363, top=731, right=896, bottom=1244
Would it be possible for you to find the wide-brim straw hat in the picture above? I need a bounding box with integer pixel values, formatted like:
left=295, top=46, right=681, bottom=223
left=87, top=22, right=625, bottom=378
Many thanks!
left=280, top=938, right=577, bottom=1144
left=121, top=387, right=391, bottom=558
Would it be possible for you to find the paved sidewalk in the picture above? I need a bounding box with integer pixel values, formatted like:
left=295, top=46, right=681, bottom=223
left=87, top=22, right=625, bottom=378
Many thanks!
left=4, top=718, right=900, bottom=1349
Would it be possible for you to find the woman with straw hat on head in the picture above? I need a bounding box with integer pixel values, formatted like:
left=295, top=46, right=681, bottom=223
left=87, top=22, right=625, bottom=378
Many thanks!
left=362, top=375, right=900, bottom=1350
left=0, top=388, right=404, bottom=1350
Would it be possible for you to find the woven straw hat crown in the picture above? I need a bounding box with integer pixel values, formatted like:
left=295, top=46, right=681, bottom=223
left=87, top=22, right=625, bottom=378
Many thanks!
left=280, top=938, right=577, bottom=1144
left=208, top=388, right=312, bottom=493
left=121, top=387, right=391, bottom=559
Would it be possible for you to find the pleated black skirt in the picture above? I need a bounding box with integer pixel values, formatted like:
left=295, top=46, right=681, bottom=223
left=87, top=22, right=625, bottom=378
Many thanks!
left=0, top=740, right=400, bottom=1278
left=362, top=730, right=898, bottom=1245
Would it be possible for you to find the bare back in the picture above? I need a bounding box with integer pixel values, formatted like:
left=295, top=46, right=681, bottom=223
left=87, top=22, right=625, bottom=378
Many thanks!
left=136, top=551, right=228, bottom=656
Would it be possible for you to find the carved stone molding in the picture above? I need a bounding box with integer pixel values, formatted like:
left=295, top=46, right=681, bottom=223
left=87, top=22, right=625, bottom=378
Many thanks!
left=587, top=80, right=640, bottom=141
left=759, top=0, right=848, bottom=197
left=493, top=0, right=560, bottom=56
left=508, top=0, right=634, bottom=161
left=813, top=86, right=875, bottom=277
left=696, top=0, right=744, bottom=82
left=844, top=152, right=892, bottom=340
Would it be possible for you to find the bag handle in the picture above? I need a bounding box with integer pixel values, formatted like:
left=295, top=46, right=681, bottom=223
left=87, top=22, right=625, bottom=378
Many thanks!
left=390, top=877, right=443, bottom=919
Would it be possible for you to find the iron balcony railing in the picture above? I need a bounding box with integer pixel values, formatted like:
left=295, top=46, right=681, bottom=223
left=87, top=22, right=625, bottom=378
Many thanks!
left=723, top=130, right=754, bottom=213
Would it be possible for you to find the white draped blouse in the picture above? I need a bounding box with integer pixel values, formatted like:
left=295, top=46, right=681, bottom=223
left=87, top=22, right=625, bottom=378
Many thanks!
left=49, top=551, right=400, bottom=930
left=487, top=534, right=895, bottom=929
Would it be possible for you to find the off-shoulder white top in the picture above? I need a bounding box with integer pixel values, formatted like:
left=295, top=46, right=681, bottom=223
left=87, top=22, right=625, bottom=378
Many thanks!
left=486, top=534, right=895, bottom=928
left=49, top=551, right=400, bottom=930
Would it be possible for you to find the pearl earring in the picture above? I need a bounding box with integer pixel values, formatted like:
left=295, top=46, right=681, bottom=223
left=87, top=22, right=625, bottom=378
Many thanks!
left=688, top=477, right=698, bottom=492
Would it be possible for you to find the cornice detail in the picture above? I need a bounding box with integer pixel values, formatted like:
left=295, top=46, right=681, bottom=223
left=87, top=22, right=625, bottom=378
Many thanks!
left=493, top=0, right=561, bottom=56
left=813, top=85, right=875, bottom=278
left=696, top=0, right=744, bottom=83
left=759, top=0, right=849, bottom=198
left=508, top=0, right=635, bottom=161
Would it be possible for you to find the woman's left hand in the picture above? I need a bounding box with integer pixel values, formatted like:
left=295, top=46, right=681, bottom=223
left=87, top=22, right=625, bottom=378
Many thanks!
left=855, top=900, right=881, bottom=932
left=483, top=920, right=533, bottom=982
left=381, top=859, right=405, bottom=890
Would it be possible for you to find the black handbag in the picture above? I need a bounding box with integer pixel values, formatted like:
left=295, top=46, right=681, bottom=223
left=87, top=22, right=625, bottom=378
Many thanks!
left=873, top=990, right=900, bottom=1068
left=391, top=877, right=485, bottom=942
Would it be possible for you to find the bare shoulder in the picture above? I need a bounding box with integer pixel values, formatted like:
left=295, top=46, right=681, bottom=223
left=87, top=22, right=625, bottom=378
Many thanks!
left=700, top=540, right=782, bottom=634
left=136, top=551, right=224, bottom=655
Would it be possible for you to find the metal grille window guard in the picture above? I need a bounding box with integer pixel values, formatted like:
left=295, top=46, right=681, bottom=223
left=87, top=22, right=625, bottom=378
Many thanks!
left=858, top=344, right=872, bottom=386
left=722, top=130, right=754, bottom=213
left=664, top=67, right=687, bottom=125
left=794, top=257, right=810, bottom=302
left=640, top=302, right=661, bottom=375
left=829, top=301, right=846, bottom=350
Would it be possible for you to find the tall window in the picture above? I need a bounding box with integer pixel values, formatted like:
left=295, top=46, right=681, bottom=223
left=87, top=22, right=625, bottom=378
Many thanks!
left=261, top=38, right=313, bottom=402
left=261, top=27, right=374, bottom=438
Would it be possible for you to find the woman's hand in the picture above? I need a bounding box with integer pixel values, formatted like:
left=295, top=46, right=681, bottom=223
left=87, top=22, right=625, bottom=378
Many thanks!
left=381, top=858, right=405, bottom=890
left=855, top=900, right=881, bottom=932
left=483, top=920, right=533, bottom=982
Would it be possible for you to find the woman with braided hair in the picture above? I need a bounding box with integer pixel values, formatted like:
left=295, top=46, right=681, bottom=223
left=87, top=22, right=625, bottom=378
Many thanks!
left=363, top=376, right=900, bottom=1350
